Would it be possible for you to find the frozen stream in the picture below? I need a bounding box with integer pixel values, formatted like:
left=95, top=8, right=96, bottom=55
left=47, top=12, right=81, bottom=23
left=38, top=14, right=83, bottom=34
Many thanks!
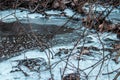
left=0, top=8, right=120, bottom=80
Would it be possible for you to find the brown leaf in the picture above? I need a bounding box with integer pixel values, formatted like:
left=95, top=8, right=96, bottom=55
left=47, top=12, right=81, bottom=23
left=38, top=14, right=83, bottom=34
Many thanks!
left=114, top=44, right=120, bottom=49
left=81, top=49, right=90, bottom=55
left=53, top=1, right=60, bottom=8
left=63, top=73, right=80, bottom=80
left=99, top=23, right=104, bottom=32
left=113, top=49, right=120, bottom=64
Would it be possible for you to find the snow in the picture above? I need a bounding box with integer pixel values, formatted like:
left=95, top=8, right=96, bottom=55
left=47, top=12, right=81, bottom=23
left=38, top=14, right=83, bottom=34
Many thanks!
left=0, top=43, right=120, bottom=80
left=0, top=10, right=44, bottom=22
left=46, top=10, right=61, bottom=15
left=0, top=6, right=120, bottom=80
left=64, top=9, right=75, bottom=16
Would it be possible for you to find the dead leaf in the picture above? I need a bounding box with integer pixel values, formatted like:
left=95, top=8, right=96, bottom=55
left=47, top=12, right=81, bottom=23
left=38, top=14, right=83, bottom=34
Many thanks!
left=114, top=44, right=120, bottom=49
left=113, top=49, right=120, bottom=64
left=99, top=23, right=104, bottom=32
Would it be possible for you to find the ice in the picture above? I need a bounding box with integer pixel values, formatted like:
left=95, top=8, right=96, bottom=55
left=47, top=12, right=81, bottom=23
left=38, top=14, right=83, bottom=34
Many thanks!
left=0, top=6, right=120, bottom=80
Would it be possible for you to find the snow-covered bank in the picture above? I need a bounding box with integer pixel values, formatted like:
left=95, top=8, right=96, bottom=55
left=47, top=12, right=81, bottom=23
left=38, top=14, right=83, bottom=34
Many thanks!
left=0, top=43, right=120, bottom=80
